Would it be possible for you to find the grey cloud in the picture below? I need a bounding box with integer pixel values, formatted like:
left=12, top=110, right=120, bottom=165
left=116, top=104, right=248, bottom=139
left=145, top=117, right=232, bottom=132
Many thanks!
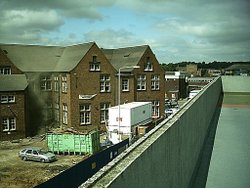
left=0, top=0, right=115, bottom=19
left=0, top=0, right=115, bottom=44
left=83, top=29, right=144, bottom=48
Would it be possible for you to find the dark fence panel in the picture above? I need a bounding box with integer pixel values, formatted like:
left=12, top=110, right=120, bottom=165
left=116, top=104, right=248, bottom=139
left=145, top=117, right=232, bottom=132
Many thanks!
left=36, top=139, right=129, bottom=188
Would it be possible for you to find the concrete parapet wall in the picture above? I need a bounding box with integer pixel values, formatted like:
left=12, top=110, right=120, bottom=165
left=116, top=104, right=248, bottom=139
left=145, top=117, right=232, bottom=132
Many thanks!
left=82, top=77, right=222, bottom=188
left=222, top=76, right=250, bottom=93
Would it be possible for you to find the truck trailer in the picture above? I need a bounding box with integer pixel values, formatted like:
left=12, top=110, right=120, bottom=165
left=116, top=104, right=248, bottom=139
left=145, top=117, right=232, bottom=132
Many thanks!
left=108, top=102, right=152, bottom=144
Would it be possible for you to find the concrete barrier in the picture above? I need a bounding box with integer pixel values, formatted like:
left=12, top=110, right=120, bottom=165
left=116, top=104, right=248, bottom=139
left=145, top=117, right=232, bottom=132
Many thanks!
left=81, top=77, right=222, bottom=188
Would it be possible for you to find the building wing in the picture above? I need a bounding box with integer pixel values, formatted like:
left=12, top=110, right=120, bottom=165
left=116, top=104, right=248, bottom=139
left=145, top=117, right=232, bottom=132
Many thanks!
left=0, top=42, right=95, bottom=72
left=102, top=45, right=148, bottom=71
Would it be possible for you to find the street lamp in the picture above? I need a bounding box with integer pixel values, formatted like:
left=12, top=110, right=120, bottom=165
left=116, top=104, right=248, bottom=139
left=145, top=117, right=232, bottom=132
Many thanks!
left=118, top=65, right=140, bottom=142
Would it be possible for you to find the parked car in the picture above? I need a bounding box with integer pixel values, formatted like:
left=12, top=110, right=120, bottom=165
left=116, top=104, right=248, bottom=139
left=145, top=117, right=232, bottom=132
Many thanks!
left=165, top=108, right=173, bottom=116
left=100, top=139, right=113, bottom=148
left=18, top=147, right=56, bottom=163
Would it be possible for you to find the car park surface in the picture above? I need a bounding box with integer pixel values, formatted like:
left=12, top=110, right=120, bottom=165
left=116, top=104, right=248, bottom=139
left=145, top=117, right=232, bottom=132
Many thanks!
left=0, top=137, right=86, bottom=188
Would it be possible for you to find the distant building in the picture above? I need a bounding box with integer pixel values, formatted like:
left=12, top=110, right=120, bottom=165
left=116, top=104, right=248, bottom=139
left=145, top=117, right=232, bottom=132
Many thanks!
left=186, top=64, right=198, bottom=76
left=165, top=71, right=188, bottom=100
left=207, top=69, right=222, bottom=77
left=225, top=63, right=250, bottom=76
left=0, top=42, right=165, bottom=140
left=188, top=77, right=214, bottom=91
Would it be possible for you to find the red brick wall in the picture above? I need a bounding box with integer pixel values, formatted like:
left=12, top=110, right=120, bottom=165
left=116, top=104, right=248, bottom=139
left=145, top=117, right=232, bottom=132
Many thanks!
left=0, top=91, right=27, bottom=141
left=69, top=43, right=117, bottom=132
left=135, top=47, right=165, bottom=118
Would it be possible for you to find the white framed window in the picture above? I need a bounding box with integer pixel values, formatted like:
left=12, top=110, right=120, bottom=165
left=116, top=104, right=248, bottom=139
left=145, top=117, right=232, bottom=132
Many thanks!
left=90, top=63, right=100, bottom=71
left=9, top=118, right=16, bottom=130
left=100, top=103, right=110, bottom=123
left=54, top=76, right=59, bottom=92
left=0, top=67, right=11, bottom=75
left=152, top=100, right=160, bottom=118
left=80, top=104, right=91, bottom=125
left=1, top=95, right=15, bottom=103
left=8, top=96, right=15, bottom=103
left=62, top=75, right=68, bottom=93
left=89, top=56, right=100, bottom=71
left=122, top=78, right=129, bottom=91
left=41, top=75, right=52, bottom=91
left=137, top=75, right=146, bottom=90
left=151, top=75, right=160, bottom=90
left=144, top=57, right=153, bottom=71
left=100, top=75, right=110, bottom=92
left=62, top=104, right=68, bottom=124
left=1, top=95, right=8, bottom=103
left=2, top=117, right=16, bottom=132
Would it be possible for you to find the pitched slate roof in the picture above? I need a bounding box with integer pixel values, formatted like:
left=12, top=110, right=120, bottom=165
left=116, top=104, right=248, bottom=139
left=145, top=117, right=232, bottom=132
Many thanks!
left=102, top=45, right=148, bottom=71
left=0, top=42, right=95, bottom=72
left=0, top=74, right=28, bottom=91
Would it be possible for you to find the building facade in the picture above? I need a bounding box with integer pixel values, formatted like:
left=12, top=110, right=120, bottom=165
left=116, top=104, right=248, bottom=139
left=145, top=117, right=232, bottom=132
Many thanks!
left=0, top=42, right=165, bottom=140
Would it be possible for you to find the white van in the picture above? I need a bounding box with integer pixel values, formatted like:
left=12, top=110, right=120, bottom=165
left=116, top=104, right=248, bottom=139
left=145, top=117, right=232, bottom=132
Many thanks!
left=188, top=90, right=200, bottom=99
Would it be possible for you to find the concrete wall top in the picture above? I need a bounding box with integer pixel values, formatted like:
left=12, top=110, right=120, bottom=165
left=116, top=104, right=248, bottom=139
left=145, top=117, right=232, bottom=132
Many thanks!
left=222, top=76, right=250, bottom=93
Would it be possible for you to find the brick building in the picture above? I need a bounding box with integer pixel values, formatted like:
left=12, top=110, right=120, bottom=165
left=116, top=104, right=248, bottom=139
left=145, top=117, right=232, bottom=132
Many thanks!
left=165, top=71, right=188, bottom=100
left=0, top=42, right=165, bottom=140
left=0, top=75, right=28, bottom=140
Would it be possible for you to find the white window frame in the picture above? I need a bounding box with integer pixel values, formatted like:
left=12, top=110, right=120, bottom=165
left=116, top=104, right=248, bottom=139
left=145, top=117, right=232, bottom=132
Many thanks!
left=90, top=63, right=100, bottom=71
left=144, top=57, right=153, bottom=71
left=1, top=95, right=8, bottom=103
left=80, top=104, right=91, bottom=125
left=89, top=56, right=100, bottom=71
left=151, top=75, right=160, bottom=90
left=9, top=118, right=16, bottom=131
left=54, top=76, right=59, bottom=92
left=100, top=103, right=110, bottom=123
left=152, top=100, right=160, bottom=118
left=2, top=117, right=16, bottom=132
left=62, top=75, right=68, bottom=93
left=100, top=75, right=110, bottom=92
left=41, top=75, right=52, bottom=91
left=122, top=78, right=129, bottom=91
left=137, top=75, right=146, bottom=90
left=62, top=104, right=68, bottom=124
left=1, top=95, right=15, bottom=103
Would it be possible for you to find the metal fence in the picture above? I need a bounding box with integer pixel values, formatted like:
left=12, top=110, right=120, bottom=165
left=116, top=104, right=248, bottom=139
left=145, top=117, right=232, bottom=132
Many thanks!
left=36, top=139, right=129, bottom=188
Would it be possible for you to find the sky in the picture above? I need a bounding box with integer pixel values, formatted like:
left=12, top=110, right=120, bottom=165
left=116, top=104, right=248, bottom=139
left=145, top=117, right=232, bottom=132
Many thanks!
left=0, top=0, right=249, bottom=63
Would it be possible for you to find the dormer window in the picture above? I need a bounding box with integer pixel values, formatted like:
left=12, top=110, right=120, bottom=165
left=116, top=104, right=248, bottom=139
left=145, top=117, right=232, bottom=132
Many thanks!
left=144, top=57, right=153, bottom=71
left=90, top=55, right=100, bottom=71
left=0, top=67, right=11, bottom=75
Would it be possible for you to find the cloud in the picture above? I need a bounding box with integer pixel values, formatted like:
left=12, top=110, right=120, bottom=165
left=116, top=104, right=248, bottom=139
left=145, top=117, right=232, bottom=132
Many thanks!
left=0, top=0, right=116, bottom=19
left=0, top=9, right=64, bottom=43
left=0, top=0, right=249, bottom=62
left=0, top=0, right=115, bottom=44
left=83, top=29, right=144, bottom=48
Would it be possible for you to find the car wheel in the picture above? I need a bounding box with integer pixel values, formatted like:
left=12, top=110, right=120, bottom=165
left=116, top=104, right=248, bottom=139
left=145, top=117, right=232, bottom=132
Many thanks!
left=41, top=159, right=46, bottom=163
left=22, top=156, right=27, bottom=161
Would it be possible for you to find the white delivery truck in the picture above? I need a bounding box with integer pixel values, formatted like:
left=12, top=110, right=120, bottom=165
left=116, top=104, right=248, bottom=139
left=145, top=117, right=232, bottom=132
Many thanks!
left=108, top=102, right=152, bottom=144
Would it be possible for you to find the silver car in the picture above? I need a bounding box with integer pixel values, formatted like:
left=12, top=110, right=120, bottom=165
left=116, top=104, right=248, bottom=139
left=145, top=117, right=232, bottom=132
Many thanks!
left=18, top=147, right=56, bottom=163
